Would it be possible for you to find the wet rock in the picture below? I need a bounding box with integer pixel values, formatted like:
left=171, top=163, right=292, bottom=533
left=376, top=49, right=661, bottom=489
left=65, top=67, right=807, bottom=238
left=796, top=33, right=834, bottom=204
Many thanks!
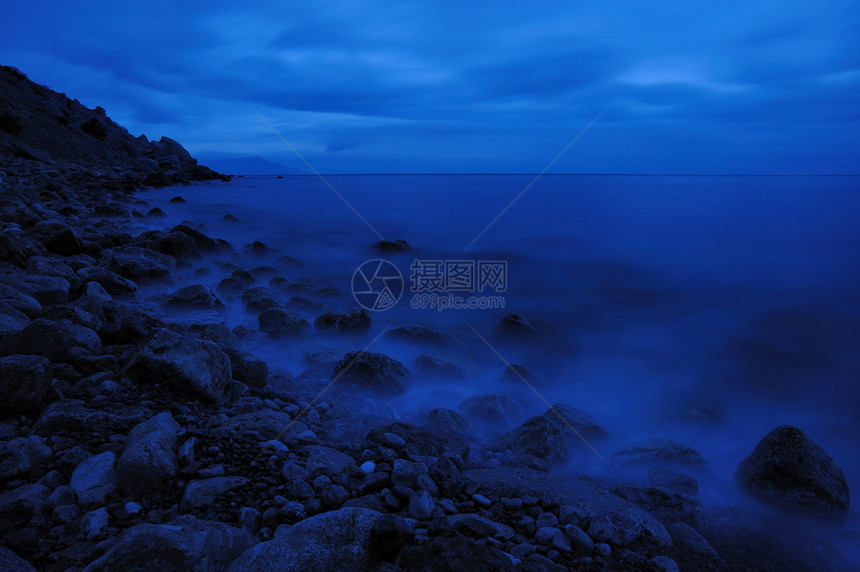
left=397, top=536, right=517, bottom=572
left=667, top=522, right=718, bottom=558
left=81, top=506, right=109, bottom=539
left=0, top=302, right=29, bottom=339
left=0, top=484, right=50, bottom=535
left=331, top=351, right=409, bottom=395
left=372, top=239, right=410, bottom=253
left=385, top=325, right=460, bottom=346
left=226, top=507, right=387, bottom=572
left=314, top=308, right=371, bottom=334
left=0, top=318, right=102, bottom=363
left=425, top=408, right=480, bottom=441
left=242, top=241, right=278, bottom=257
left=76, top=266, right=139, bottom=296
left=171, top=224, right=229, bottom=253
left=447, top=513, right=515, bottom=540
left=494, top=313, right=543, bottom=340
left=0, top=545, right=37, bottom=571
left=408, top=490, right=434, bottom=520
left=611, top=438, right=707, bottom=471
left=648, top=468, right=699, bottom=496
left=0, top=354, right=52, bottom=415
left=117, top=412, right=180, bottom=496
left=181, top=476, right=250, bottom=511
left=0, top=437, right=49, bottom=480
left=169, top=196, right=185, bottom=203
left=0, top=284, right=42, bottom=319
left=216, top=410, right=295, bottom=443
left=733, top=425, right=850, bottom=523
left=32, top=399, right=148, bottom=436
left=83, top=515, right=256, bottom=572
left=222, top=347, right=268, bottom=388
left=70, top=451, right=118, bottom=506
left=0, top=274, right=70, bottom=306
left=101, top=250, right=170, bottom=283
left=303, top=445, right=355, bottom=476
left=164, top=284, right=224, bottom=311
left=126, top=328, right=232, bottom=403
left=258, top=308, right=310, bottom=338
left=458, top=393, right=523, bottom=435
left=494, top=403, right=608, bottom=468
left=40, top=225, right=83, bottom=256
left=415, top=355, right=465, bottom=379
left=134, top=230, right=200, bottom=260
left=610, top=482, right=704, bottom=528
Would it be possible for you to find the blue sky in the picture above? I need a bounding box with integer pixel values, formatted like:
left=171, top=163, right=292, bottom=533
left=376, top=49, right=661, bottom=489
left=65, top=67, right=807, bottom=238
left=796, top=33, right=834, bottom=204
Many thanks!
left=2, top=1, right=858, bottom=173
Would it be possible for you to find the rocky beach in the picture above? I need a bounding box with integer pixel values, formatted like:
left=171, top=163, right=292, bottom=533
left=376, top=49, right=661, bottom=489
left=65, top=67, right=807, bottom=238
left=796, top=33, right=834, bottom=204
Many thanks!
left=1, top=65, right=858, bottom=571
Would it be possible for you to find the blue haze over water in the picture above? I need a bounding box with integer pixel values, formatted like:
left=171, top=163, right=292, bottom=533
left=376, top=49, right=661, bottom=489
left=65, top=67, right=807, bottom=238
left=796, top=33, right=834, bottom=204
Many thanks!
left=140, top=174, right=860, bottom=518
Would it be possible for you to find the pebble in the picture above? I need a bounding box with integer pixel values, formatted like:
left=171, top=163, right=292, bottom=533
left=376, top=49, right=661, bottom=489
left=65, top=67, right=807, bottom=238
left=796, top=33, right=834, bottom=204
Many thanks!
left=503, top=497, right=523, bottom=511
left=594, top=543, right=612, bottom=557
left=536, top=512, right=559, bottom=528
left=81, top=507, right=109, bottom=539
left=382, top=432, right=406, bottom=449
left=296, top=430, right=318, bottom=444
left=52, top=504, right=80, bottom=524
left=408, top=490, right=435, bottom=520
left=472, top=493, right=492, bottom=508
left=359, top=461, right=376, bottom=475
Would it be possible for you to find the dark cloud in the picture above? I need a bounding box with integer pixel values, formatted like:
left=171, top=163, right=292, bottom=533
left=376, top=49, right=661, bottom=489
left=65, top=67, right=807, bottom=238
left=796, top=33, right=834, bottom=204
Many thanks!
left=0, top=0, right=857, bottom=173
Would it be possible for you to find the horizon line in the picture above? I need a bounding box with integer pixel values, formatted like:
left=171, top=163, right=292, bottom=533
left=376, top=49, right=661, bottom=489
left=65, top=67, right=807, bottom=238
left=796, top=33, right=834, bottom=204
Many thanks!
left=225, top=172, right=860, bottom=177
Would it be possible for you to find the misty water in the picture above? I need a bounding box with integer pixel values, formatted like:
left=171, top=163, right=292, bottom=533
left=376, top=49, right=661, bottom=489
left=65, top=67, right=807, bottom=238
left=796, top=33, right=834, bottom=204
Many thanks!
left=138, top=174, right=860, bottom=527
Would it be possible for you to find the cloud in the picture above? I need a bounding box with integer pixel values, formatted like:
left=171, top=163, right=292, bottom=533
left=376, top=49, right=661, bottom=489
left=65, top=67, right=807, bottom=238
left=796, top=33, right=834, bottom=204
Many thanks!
left=0, top=0, right=857, bottom=172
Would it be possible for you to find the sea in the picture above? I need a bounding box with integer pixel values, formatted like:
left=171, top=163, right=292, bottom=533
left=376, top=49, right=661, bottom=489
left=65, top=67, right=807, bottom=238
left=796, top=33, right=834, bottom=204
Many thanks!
left=138, top=173, right=860, bottom=515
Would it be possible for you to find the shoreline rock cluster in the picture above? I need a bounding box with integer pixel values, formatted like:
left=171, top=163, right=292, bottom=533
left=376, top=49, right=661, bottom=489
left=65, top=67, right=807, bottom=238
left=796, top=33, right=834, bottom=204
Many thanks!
left=0, top=65, right=855, bottom=571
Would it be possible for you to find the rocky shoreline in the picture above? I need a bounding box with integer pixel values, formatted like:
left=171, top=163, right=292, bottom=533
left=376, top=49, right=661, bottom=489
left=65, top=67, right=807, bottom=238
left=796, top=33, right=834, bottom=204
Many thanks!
left=0, top=66, right=856, bottom=571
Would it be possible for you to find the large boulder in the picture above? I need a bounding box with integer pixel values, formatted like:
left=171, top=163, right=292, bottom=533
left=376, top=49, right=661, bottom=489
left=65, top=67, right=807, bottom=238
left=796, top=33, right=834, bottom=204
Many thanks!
left=331, top=351, right=409, bottom=395
left=734, top=425, right=850, bottom=523
left=0, top=354, right=52, bottom=415
left=102, top=249, right=171, bottom=283
left=83, top=515, right=256, bottom=572
left=76, top=266, right=139, bottom=296
left=126, top=328, right=232, bottom=403
left=493, top=403, right=608, bottom=468
left=117, top=412, right=181, bottom=496
left=164, top=285, right=224, bottom=311
left=32, top=399, right=149, bottom=436
left=226, top=507, right=393, bottom=572
left=0, top=318, right=102, bottom=363
left=314, top=309, right=371, bottom=334
left=611, top=438, right=707, bottom=471
left=458, top=393, right=522, bottom=436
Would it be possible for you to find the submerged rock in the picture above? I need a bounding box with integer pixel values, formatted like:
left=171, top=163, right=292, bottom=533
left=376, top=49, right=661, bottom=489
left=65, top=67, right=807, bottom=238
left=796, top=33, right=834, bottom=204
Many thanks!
left=734, top=425, right=850, bottom=523
left=494, top=403, right=607, bottom=468
left=415, top=354, right=465, bottom=379
left=331, top=351, right=409, bottom=395
left=611, top=438, right=707, bottom=471
left=314, top=308, right=371, bottom=334
left=164, top=284, right=224, bottom=311
left=258, top=308, right=310, bottom=337
left=458, top=393, right=523, bottom=436
left=494, top=313, right=543, bottom=340
left=372, top=239, right=410, bottom=253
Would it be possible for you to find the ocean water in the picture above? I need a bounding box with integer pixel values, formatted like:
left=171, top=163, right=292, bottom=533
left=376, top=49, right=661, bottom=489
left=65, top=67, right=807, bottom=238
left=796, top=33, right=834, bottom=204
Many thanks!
left=139, top=174, right=860, bottom=516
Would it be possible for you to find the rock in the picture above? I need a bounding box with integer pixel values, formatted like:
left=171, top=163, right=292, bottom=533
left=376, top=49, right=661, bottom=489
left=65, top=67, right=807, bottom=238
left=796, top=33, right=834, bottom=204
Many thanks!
left=41, top=226, right=83, bottom=256
left=467, top=467, right=672, bottom=553
left=222, top=347, right=268, bottom=388
left=126, top=328, right=232, bottom=403
left=392, top=459, right=426, bottom=488
left=0, top=302, right=29, bottom=339
left=396, top=536, right=517, bottom=572
left=258, top=308, right=310, bottom=337
left=81, top=507, right=109, bottom=539
left=169, top=196, right=186, bottom=203
left=408, top=490, right=434, bottom=520
left=117, top=412, right=181, bottom=496
left=415, top=355, right=465, bottom=379
left=611, top=438, right=707, bottom=471
left=70, top=451, right=118, bottom=506
left=331, top=351, right=409, bottom=395
left=501, top=364, right=542, bottom=387
left=0, top=284, right=42, bottom=319
left=0, top=437, right=49, bottom=481
left=733, top=425, right=850, bottom=523
left=650, top=555, right=680, bottom=572
left=32, top=398, right=148, bottom=436
left=303, top=445, right=355, bottom=476
left=494, top=313, right=542, bottom=340
left=494, top=403, right=608, bottom=468
left=241, top=286, right=281, bottom=314
left=0, top=318, right=102, bottom=363
left=667, top=522, right=718, bottom=558
left=565, top=524, right=594, bottom=555
left=77, top=266, right=139, bottom=296
left=226, top=507, right=389, bottom=572
left=610, top=482, right=704, bottom=528
left=648, top=468, right=699, bottom=496
left=84, top=515, right=256, bottom=572
left=181, top=477, right=250, bottom=511
left=101, top=250, right=170, bottom=283
left=216, top=410, right=295, bottom=443
left=170, top=224, right=229, bottom=253
left=0, top=354, right=52, bottom=415
left=134, top=230, right=201, bottom=260
left=0, top=274, right=70, bottom=306
left=447, top=513, right=515, bottom=539
left=0, top=546, right=36, bottom=571
left=164, top=284, right=224, bottom=311
left=425, top=408, right=480, bottom=441
left=372, top=239, right=410, bottom=253
left=385, top=325, right=460, bottom=346
left=0, top=484, right=50, bottom=534
left=459, top=393, right=523, bottom=435
left=314, top=309, right=371, bottom=334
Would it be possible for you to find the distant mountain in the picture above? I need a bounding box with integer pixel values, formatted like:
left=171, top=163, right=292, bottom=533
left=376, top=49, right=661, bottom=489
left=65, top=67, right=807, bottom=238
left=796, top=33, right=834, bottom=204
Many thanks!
left=199, top=155, right=304, bottom=175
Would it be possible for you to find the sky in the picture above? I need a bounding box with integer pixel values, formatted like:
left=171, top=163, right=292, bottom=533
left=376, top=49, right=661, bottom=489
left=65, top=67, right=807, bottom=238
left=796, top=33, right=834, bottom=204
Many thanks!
left=1, top=0, right=858, bottom=174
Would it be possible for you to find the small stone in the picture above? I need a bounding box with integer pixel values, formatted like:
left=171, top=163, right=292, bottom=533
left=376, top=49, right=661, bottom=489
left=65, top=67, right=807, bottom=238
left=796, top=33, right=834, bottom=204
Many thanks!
left=382, top=432, right=406, bottom=449
left=416, top=474, right=439, bottom=497
left=359, top=461, right=376, bottom=475
left=535, top=512, right=558, bottom=528
left=472, top=493, right=491, bottom=508
left=296, top=430, right=318, bottom=444
left=650, top=555, right=680, bottom=572
left=124, top=501, right=142, bottom=515
left=408, top=490, right=434, bottom=520
left=503, top=498, right=523, bottom=511
left=80, top=507, right=109, bottom=539
left=535, top=526, right=559, bottom=545
left=239, top=507, right=262, bottom=534
left=564, top=524, right=594, bottom=555
left=594, top=543, right=611, bottom=557
left=52, top=504, right=80, bottom=524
